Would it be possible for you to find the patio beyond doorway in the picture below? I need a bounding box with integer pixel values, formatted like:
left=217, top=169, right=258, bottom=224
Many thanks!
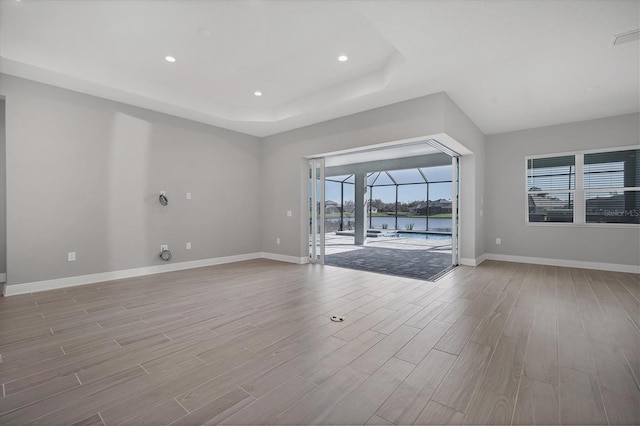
left=325, top=232, right=454, bottom=281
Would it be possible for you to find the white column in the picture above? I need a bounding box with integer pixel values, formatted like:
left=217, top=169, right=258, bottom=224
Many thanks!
left=354, top=172, right=367, bottom=246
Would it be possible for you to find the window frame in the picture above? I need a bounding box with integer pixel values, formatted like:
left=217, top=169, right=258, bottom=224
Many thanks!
left=525, top=145, right=640, bottom=228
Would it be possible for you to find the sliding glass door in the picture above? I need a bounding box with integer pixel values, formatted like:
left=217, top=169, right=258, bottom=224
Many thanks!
left=451, top=156, right=460, bottom=266
left=308, top=158, right=325, bottom=264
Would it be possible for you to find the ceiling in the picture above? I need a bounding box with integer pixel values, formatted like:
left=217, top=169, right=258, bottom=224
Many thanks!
left=1, top=0, right=638, bottom=137
left=324, top=142, right=442, bottom=168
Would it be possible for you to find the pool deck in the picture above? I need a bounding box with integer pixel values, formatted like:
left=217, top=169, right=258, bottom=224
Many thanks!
left=325, top=233, right=452, bottom=255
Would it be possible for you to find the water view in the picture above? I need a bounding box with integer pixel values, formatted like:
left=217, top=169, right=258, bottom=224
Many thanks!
left=390, top=231, right=451, bottom=240
left=325, top=216, right=452, bottom=232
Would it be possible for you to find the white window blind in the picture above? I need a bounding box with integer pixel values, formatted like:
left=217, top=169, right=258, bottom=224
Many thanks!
left=527, top=156, right=575, bottom=223
left=584, top=149, right=639, bottom=224
left=526, top=148, right=639, bottom=225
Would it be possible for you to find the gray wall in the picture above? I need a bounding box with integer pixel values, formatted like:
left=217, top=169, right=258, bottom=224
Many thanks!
left=261, top=92, right=486, bottom=262
left=485, top=113, right=640, bottom=267
left=325, top=152, right=452, bottom=177
left=0, top=99, right=5, bottom=277
left=444, top=96, right=486, bottom=260
left=1, top=74, right=262, bottom=286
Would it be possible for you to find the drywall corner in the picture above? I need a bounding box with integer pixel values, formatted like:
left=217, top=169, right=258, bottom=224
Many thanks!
left=443, top=94, right=487, bottom=262
left=0, top=98, right=5, bottom=278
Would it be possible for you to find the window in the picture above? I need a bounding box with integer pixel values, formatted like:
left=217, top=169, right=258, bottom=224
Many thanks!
left=584, top=149, right=639, bottom=224
left=526, top=147, right=639, bottom=225
left=527, top=156, right=575, bottom=223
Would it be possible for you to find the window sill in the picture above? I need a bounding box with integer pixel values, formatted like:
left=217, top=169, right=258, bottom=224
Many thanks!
left=526, top=222, right=639, bottom=229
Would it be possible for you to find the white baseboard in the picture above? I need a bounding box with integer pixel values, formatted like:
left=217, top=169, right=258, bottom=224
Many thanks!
left=484, top=253, right=640, bottom=274
left=9, top=249, right=633, bottom=297
left=3, top=252, right=263, bottom=296
left=459, top=254, right=487, bottom=267
left=261, top=252, right=310, bottom=265
left=3, top=252, right=313, bottom=297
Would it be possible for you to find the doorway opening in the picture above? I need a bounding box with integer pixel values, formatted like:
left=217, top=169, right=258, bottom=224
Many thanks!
left=0, top=98, right=5, bottom=286
left=308, top=140, right=460, bottom=281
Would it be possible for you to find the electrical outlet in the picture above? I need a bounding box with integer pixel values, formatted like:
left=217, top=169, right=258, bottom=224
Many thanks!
left=186, top=242, right=191, bottom=250
left=186, top=192, right=191, bottom=200
left=67, top=252, right=76, bottom=262
left=496, top=238, right=501, bottom=245
left=276, top=238, right=281, bottom=245
left=161, top=244, right=168, bottom=251
left=287, top=210, right=292, bottom=217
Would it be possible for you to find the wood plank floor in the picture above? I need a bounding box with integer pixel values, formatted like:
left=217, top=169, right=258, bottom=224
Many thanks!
left=0, top=259, right=638, bottom=425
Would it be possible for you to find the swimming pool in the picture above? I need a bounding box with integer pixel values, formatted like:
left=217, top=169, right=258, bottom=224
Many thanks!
left=390, top=232, right=451, bottom=240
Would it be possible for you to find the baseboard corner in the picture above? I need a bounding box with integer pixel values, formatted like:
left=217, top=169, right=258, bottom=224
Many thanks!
left=459, top=254, right=487, bottom=267
left=261, top=252, right=309, bottom=264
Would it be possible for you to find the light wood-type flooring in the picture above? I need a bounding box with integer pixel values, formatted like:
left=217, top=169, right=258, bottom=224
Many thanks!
left=0, top=259, right=638, bottom=425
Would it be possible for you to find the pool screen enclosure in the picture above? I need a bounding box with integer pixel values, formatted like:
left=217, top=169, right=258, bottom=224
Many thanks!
left=308, top=143, right=460, bottom=273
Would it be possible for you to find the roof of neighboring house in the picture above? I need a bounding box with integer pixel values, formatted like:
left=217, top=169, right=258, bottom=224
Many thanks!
left=528, top=194, right=568, bottom=208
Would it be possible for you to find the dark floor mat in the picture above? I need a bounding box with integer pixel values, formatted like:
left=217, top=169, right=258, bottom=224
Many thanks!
left=325, top=246, right=453, bottom=281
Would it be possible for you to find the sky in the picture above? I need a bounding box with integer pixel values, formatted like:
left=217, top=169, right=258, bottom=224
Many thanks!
left=324, top=165, right=453, bottom=203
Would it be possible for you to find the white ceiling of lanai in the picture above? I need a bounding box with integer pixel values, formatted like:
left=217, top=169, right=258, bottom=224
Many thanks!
left=1, top=0, right=638, bottom=137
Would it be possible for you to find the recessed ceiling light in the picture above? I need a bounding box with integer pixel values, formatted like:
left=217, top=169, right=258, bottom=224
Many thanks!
left=254, top=91, right=262, bottom=97
left=338, top=55, right=348, bottom=62
left=165, top=56, right=176, bottom=63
